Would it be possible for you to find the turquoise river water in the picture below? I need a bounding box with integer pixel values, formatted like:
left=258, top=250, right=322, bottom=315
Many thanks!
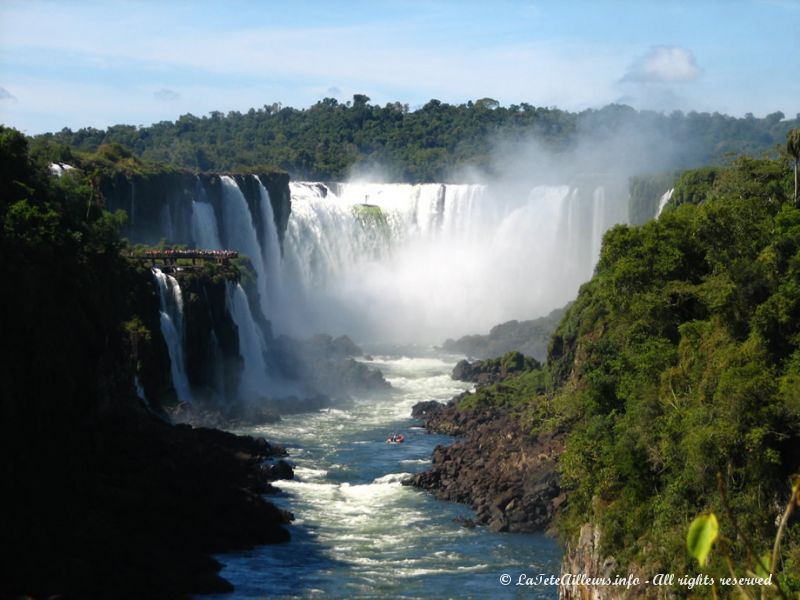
left=210, top=348, right=561, bottom=600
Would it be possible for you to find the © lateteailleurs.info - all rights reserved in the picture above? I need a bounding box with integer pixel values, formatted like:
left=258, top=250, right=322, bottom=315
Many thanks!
left=500, top=572, right=774, bottom=590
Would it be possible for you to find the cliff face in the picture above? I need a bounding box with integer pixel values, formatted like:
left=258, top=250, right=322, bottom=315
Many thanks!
left=559, top=525, right=642, bottom=600
left=0, top=130, right=294, bottom=598
left=99, top=170, right=292, bottom=247
left=125, top=262, right=243, bottom=412
left=179, top=267, right=242, bottom=405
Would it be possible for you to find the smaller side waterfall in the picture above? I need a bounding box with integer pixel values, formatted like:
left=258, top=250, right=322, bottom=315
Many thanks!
left=220, top=176, right=271, bottom=321
left=152, top=267, right=193, bottom=403
left=226, top=281, right=270, bottom=401
left=191, top=201, right=223, bottom=250
left=656, top=188, right=675, bottom=218
left=134, top=375, right=147, bottom=402
left=255, top=176, right=284, bottom=314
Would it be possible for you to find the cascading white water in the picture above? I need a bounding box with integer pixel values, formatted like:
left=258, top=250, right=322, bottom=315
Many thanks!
left=656, top=187, right=674, bottom=218
left=274, top=181, right=619, bottom=342
left=219, top=176, right=271, bottom=320
left=255, top=176, right=284, bottom=315
left=191, top=177, right=223, bottom=249
left=152, top=267, right=193, bottom=403
left=142, top=176, right=624, bottom=398
left=191, top=200, right=222, bottom=249
left=47, top=163, right=74, bottom=177
left=226, top=281, right=270, bottom=400
left=134, top=375, right=146, bottom=402
left=159, top=203, right=175, bottom=243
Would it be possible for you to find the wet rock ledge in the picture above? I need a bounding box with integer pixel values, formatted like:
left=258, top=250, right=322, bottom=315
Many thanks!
left=405, top=398, right=565, bottom=533
left=5, top=405, right=295, bottom=599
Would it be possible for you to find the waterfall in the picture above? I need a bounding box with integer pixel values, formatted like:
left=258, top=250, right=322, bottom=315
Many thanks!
left=159, top=203, right=175, bottom=243
left=255, top=176, right=283, bottom=314
left=191, top=201, right=223, bottom=249
left=275, top=181, right=620, bottom=342
left=152, top=267, right=193, bottom=403
left=129, top=175, right=623, bottom=354
left=47, top=163, right=74, bottom=177
left=219, top=176, right=271, bottom=320
left=226, top=281, right=269, bottom=400
left=656, top=188, right=674, bottom=218
left=134, top=376, right=146, bottom=402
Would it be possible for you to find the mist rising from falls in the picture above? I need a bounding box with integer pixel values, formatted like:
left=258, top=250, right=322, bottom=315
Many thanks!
left=126, top=174, right=625, bottom=404
left=152, top=267, right=193, bottom=403
left=275, top=181, right=624, bottom=343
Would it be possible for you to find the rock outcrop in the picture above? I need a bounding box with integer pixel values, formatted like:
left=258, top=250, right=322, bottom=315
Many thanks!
left=451, top=350, right=540, bottom=386
left=4, top=401, right=294, bottom=599
left=406, top=400, right=565, bottom=533
left=270, top=333, right=390, bottom=399
left=559, top=524, right=654, bottom=600
left=442, top=305, right=569, bottom=362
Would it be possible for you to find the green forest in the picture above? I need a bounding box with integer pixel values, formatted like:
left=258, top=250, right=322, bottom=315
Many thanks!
left=457, top=151, right=800, bottom=594
left=34, top=97, right=798, bottom=181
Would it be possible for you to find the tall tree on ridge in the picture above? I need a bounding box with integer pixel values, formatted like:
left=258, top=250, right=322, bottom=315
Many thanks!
left=787, top=128, right=800, bottom=204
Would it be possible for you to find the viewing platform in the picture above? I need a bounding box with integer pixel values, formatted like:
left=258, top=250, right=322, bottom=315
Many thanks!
left=128, top=249, right=239, bottom=271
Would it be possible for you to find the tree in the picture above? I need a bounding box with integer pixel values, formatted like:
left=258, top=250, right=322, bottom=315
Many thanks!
left=786, top=128, right=800, bottom=205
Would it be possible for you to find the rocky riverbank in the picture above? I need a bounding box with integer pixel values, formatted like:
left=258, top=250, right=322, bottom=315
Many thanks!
left=5, top=401, right=295, bottom=599
left=405, top=398, right=565, bottom=533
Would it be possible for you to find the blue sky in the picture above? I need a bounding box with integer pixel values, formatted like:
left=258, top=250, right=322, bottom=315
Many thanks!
left=0, top=0, right=798, bottom=134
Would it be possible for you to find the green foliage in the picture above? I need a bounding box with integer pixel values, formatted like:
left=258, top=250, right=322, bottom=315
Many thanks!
left=352, top=203, right=389, bottom=229
left=687, top=514, right=718, bottom=567
left=455, top=352, right=552, bottom=429
left=0, top=125, right=169, bottom=503
left=542, top=156, right=800, bottom=578
left=35, top=97, right=800, bottom=182
left=670, top=166, right=720, bottom=209
left=457, top=369, right=547, bottom=412
left=787, top=128, right=800, bottom=205
left=686, top=476, right=800, bottom=598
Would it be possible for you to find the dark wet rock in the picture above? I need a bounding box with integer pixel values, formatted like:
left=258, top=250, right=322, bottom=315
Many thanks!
left=263, top=458, right=295, bottom=481
left=270, top=334, right=389, bottom=398
left=411, top=400, right=445, bottom=419
left=406, top=401, right=564, bottom=533
left=450, top=351, right=540, bottom=386
left=5, top=402, right=292, bottom=599
left=453, top=516, right=477, bottom=528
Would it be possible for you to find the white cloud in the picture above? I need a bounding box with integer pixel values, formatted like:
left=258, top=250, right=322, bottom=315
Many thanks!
left=0, top=86, right=16, bottom=101
left=622, top=45, right=702, bottom=83
left=0, top=2, right=626, bottom=115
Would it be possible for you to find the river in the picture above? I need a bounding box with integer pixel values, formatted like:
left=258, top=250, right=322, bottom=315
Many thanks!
left=210, top=348, right=561, bottom=600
